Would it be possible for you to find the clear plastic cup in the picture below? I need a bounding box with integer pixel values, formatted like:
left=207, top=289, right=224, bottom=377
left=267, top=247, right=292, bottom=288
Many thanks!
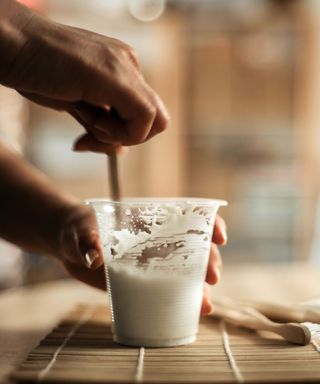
left=86, top=198, right=227, bottom=347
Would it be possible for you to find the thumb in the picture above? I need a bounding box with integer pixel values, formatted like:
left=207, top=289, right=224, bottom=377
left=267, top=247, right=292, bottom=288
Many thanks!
left=60, top=207, right=104, bottom=270
left=78, top=228, right=104, bottom=269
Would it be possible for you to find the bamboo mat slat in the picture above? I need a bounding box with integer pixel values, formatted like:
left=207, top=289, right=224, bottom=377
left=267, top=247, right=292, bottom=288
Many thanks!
left=11, top=304, right=320, bottom=384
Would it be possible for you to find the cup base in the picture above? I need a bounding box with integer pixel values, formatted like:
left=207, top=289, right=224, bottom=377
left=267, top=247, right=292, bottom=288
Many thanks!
left=113, top=334, right=196, bottom=348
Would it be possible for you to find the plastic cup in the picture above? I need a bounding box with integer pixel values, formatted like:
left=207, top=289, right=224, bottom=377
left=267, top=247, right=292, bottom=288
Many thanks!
left=86, top=198, right=227, bottom=347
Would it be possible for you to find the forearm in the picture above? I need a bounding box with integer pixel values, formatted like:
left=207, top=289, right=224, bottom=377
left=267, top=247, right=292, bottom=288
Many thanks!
left=0, top=143, right=79, bottom=256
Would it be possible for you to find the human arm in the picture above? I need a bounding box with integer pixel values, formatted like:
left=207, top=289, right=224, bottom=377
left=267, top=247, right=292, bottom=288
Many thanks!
left=0, top=142, right=227, bottom=304
left=0, top=0, right=169, bottom=152
left=0, top=0, right=227, bottom=308
left=0, top=142, right=106, bottom=288
left=0, top=144, right=227, bottom=312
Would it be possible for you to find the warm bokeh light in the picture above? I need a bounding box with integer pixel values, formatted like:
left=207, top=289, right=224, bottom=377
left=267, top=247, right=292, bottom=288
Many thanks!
left=1, top=0, right=320, bottom=287
left=17, top=0, right=43, bottom=10
left=128, top=0, right=166, bottom=22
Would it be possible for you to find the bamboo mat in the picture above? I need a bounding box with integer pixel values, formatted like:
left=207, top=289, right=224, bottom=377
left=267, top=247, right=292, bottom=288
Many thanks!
left=11, top=304, right=320, bottom=384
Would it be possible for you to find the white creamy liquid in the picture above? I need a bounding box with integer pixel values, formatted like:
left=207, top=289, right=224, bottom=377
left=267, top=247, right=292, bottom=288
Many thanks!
left=107, top=264, right=204, bottom=347
left=98, top=202, right=217, bottom=347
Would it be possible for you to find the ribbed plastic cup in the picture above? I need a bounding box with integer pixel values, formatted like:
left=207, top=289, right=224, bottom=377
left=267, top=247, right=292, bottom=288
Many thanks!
left=86, top=198, right=227, bottom=347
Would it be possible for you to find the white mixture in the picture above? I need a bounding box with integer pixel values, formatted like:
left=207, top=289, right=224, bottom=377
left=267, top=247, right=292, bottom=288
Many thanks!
left=107, top=265, right=204, bottom=346
left=100, top=202, right=217, bottom=347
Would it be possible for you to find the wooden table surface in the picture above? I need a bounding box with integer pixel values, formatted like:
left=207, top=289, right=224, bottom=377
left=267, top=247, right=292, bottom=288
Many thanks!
left=1, top=262, right=319, bottom=384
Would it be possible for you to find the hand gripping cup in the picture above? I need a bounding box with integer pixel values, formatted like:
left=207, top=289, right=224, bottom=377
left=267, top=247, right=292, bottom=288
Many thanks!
left=86, top=198, right=227, bottom=347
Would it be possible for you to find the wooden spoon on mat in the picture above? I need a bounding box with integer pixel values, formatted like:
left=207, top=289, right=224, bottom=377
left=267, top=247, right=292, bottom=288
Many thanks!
left=211, top=302, right=313, bottom=345
left=236, top=300, right=320, bottom=323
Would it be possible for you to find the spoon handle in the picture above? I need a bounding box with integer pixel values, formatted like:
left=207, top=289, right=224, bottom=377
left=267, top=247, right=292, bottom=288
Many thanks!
left=108, top=151, right=120, bottom=202
left=211, top=302, right=311, bottom=345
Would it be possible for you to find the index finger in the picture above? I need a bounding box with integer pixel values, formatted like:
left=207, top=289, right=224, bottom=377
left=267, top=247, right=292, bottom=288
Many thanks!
left=105, top=81, right=170, bottom=145
left=84, top=72, right=170, bottom=146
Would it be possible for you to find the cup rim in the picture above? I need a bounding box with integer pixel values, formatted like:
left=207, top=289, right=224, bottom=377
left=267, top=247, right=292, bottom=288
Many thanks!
left=84, top=197, right=228, bottom=207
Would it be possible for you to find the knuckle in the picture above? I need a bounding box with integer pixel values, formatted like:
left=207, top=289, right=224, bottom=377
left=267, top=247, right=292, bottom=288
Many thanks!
left=157, top=114, right=169, bottom=133
left=116, top=43, right=139, bottom=68
left=127, top=47, right=139, bottom=67
left=151, top=93, right=170, bottom=134
left=128, top=103, right=156, bottom=144
left=122, top=43, right=138, bottom=61
left=141, top=101, right=157, bottom=122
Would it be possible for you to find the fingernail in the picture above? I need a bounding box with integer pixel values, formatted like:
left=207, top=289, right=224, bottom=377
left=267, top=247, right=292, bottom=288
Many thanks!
left=221, top=230, right=227, bottom=245
left=201, top=298, right=213, bottom=316
left=84, top=249, right=99, bottom=269
left=214, top=267, right=221, bottom=283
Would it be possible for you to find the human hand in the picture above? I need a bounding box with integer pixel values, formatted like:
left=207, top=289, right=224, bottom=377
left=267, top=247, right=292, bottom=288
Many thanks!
left=58, top=205, right=227, bottom=308
left=58, top=204, right=106, bottom=290
left=200, top=215, right=227, bottom=316
left=0, top=0, right=169, bottom=153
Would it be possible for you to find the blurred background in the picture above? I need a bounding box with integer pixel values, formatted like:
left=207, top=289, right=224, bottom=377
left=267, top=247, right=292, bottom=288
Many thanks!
left=1, top=0, right=320, bottom=288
